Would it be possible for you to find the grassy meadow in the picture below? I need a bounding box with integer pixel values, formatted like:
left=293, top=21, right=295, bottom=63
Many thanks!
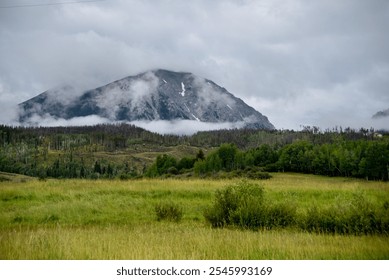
left=0, top=173, right=388, bottom=259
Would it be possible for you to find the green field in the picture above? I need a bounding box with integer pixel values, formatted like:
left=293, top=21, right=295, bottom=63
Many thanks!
left=0, top=173, right=388, bottom=259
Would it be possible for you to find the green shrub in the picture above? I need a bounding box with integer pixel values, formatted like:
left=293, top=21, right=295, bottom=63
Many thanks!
left=303, top=206, right=345, bottom=234
left=205, top=182, right=388, bottom=234
left=264, top=202, right=297, bottom=229
left=230, top=197, right=265, bottom=229
left=167, top=167, right=178, bottom=175
left=204, top=185, right=241, bottom=227
left=245, top=171, right=272, bottom=180
left=204, top=181, right=298, bottom=230
left=204, top=181, right=265, bottom=229
left=154, top=202, right=183, bottom=222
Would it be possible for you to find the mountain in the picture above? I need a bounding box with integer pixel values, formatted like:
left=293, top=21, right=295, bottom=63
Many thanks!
left=18, top=69, right=275, bottom=130
left=372, top=108, right=389, bottom=119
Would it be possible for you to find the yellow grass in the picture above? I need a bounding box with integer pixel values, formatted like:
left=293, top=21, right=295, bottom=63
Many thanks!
left=1, top=224, right=388, bottom=260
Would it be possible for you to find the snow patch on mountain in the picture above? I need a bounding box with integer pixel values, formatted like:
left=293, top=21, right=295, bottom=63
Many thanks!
left=180, top=82, right=186, bottom=97
left=191, top=113, right=200, bottom=121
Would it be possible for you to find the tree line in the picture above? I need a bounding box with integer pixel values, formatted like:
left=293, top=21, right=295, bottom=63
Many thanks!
left=1, top=124, right=385, bottom=151
left=0, top=124, right=388, bottom=180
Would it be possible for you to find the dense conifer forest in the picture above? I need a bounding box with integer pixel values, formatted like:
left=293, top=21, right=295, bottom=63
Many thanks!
left=0, top=124, right=388, bottom=181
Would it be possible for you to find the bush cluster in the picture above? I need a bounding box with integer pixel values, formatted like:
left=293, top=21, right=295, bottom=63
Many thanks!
left=204, top=181, right=389, bottom=235
left=204, top=181, right=295, bottom=230
left=154, top=202, right=183, bottom=222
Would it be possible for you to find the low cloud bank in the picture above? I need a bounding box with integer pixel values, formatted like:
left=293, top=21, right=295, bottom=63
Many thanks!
left=130, top=119, right=246, bottom=135
left=19, top=114, right=113, bottom=127
left=10, top=111, right=246, bottom=135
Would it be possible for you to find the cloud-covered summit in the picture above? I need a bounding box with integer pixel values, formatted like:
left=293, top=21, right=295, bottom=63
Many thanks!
left=18, top=69, right=275, bottom=132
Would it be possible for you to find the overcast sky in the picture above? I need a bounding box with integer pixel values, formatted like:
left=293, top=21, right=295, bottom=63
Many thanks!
left=1, top=0, right=388, bottom=130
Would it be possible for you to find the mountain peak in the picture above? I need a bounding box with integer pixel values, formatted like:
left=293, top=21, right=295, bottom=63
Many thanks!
left=18, top=69, right=275, bottom=132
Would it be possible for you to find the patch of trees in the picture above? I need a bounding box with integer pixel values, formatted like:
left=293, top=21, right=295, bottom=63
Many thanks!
left=276, top=140, right=389, bottom=180
left=147, top=140, right=389, bottom=181
left=145, top=150, right=204, bottom=177
left=0, top=123, right=184, bottom=151
left=0, top=148, right=139, bottom=180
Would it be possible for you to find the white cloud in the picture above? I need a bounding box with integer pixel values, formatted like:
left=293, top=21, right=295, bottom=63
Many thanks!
left=23, top=114, right=112, bottom=127
left=193, top=76, right=236, bottom=108
left=95, top=71, right=159, bottom=119
left=131, top=120, right=245, bottom=135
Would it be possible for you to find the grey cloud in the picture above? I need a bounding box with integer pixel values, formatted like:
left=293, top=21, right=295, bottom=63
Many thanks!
left=1, top=0, right=389, bottom=131
left=373, top=108, right=389, bottom=119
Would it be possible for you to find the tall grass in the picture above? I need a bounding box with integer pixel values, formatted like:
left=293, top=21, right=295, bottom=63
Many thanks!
left=0, top=174, right=388, bottom=259
left=1, top=224, right=388, bottom=260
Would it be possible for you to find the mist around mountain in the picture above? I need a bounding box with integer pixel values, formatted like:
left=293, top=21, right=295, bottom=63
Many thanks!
left=373, top=108, right=389, bottom=119
left=18, top=69, right=274, bottom=134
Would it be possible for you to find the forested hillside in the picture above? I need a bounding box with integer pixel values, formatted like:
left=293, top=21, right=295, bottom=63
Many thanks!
left=0, top=124, right=388, bottom=180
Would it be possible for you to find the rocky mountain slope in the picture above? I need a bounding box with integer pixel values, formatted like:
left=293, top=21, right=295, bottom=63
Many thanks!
left=18, top=69, right=275, bottom=130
